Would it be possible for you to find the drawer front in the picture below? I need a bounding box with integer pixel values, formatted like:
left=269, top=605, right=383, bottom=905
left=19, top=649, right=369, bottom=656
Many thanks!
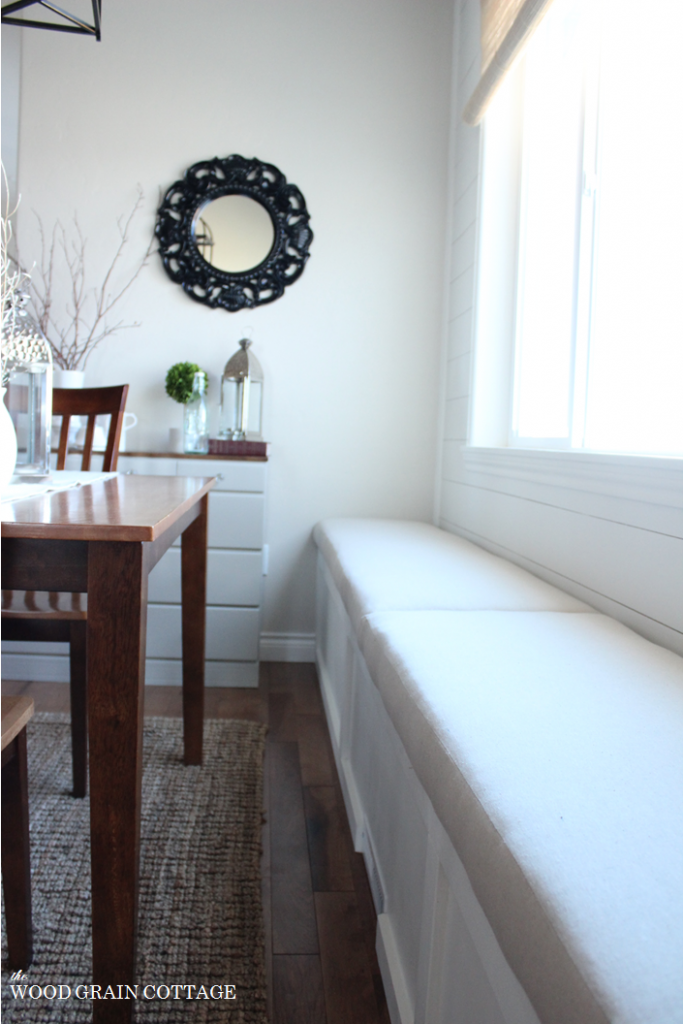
left=177, top=459, right=266, bottom=493
left=148, top=548, right=262, bottom=606
left=146, top=605, right=260, bottom=661
left=117, top=456, right=178, bottom=476
left=208, top=492, right=264, bottom=549
left=60, top=453, right=106, bottom=473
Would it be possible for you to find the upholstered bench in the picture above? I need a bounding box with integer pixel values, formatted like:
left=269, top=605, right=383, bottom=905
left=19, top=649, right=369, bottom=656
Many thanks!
left=314, top=518, right=591, bottom=631
left=314, top=518, right=683, bottom=1024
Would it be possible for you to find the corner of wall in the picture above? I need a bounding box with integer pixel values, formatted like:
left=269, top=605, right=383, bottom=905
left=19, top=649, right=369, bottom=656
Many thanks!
left=433, top=0, right=464, bottom=526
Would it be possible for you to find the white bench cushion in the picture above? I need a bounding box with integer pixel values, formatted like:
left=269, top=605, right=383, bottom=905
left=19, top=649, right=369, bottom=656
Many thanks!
left=314, top=518, right=590, bottom=633
left=361, top=609, right=683, bottom=1024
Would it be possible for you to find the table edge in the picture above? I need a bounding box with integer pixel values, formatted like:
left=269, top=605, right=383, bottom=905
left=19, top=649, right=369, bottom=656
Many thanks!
left=1, top=476, right=216, bottom=542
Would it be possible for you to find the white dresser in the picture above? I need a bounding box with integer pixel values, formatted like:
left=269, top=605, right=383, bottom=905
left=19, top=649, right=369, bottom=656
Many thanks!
left=117, top=453, right=267, bottom=687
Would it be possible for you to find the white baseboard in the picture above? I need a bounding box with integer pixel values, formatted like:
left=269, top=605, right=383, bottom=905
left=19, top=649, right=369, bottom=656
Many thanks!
left=1, top=632, right=316, bottom=683
left=259, top=631, right=316, bottom=662
left=145, top=660, right=259, bottom=688
left=0, top=653, right=259, bottom=687
left=1, top=652, right=70, bottom=682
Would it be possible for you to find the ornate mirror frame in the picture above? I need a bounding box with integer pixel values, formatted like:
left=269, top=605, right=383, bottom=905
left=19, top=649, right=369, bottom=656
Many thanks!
left=155, top=154, right=313, bottom=311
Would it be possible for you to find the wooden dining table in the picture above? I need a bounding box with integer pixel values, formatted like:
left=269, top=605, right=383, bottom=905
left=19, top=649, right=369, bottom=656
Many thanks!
left=1, top=473, right=215, bottom=1024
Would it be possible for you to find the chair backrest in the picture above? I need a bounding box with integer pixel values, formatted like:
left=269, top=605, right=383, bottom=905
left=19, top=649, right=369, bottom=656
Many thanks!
left=53, top=385, right=129, bottom=472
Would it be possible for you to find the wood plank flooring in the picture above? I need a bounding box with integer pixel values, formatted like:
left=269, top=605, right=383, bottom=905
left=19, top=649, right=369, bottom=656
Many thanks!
left=2, top=664, right=391, bottom=1024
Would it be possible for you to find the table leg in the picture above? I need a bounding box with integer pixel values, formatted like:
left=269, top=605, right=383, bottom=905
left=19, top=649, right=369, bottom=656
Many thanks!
left=87, top=540, right=148, bottom=1024
left=69, top=620, right=88, bottom=798
left=181, top=492, right=207, bottom=766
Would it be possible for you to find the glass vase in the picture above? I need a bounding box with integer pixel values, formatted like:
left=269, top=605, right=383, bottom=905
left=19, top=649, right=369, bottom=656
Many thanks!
left=2, top=297, right=53, bottom=476
left=183, top=372, right=209, bottom=454
left=0, top=386, right=18, bottom=488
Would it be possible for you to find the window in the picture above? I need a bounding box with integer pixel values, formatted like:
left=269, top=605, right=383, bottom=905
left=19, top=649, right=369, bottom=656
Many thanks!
left=474, top=0, right=683, bottom=457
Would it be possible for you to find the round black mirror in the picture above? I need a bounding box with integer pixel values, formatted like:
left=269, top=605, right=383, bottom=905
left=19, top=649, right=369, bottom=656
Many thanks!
left=155, top=155, right=313, bottom=311
left=193, top=194, right=276, bottom=274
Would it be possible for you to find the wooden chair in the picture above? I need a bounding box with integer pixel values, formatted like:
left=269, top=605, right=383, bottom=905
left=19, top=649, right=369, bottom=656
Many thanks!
left=2, top=695, right=35, bottom=969
left=52, top=384, right=129, bottom=472
left=1, top=385, right=129, bottom=798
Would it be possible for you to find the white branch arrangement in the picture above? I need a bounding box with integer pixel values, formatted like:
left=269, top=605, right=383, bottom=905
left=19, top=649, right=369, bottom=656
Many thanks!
left=1, top=170, right=32, bottom=386
left=16, top=188, right=155, bottom=371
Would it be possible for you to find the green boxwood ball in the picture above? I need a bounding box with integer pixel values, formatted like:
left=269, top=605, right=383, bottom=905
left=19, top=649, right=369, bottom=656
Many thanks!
left=165, top=362, right=208, bottom=404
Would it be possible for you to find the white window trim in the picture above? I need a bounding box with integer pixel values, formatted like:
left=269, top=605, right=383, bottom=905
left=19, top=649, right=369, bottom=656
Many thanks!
left=466, top=39, right=683, bottom=512
left=462, top=445, right=683, bottom=509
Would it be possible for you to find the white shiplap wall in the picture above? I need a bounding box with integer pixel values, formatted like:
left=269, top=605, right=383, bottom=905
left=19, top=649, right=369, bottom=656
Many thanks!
left=437, top=0, right=683, bottom=656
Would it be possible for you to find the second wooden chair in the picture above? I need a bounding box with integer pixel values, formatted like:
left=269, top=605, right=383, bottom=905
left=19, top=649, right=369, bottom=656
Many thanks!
left=1, top=385, right=129, bottom=797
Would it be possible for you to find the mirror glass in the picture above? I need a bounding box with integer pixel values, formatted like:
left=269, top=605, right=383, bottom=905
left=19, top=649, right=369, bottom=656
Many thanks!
left=193, top=195, right=275, bottom=273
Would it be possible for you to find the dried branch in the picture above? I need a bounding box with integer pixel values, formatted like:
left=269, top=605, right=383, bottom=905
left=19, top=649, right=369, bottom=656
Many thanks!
left=1, top=164, right=32, bottom=384
left=15, top=188, right=155, bottom=370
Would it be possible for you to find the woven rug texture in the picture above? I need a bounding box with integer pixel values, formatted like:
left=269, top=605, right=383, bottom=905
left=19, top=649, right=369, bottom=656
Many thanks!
left=1, top=713, right=268, bottom=1022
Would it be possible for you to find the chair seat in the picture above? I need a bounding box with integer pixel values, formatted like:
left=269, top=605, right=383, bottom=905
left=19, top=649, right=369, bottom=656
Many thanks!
left=2, top=694, right=35, bottom=969
left=2, top=590, right=87, bottom=620
left=1, top=696, right=35, bottom=751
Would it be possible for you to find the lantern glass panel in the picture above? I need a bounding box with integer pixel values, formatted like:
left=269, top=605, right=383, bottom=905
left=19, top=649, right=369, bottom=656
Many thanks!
left=218, top=339, right=264, bottom=440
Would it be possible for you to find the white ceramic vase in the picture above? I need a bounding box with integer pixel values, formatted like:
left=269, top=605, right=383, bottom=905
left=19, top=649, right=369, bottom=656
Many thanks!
left=53, top=368, right=85, bottom=389
left=0, top=387, right=18, bottom=489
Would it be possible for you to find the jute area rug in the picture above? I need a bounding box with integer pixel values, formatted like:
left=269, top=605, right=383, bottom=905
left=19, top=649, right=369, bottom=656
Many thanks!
left=1, top=713, right=268, bottom=1023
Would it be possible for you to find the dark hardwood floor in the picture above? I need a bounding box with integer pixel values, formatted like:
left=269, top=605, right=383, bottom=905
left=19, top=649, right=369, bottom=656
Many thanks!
left=2, top=664, right=391, bottom=1024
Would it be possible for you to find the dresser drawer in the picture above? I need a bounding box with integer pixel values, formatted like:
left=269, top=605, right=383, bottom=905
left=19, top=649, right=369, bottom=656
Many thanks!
left=146, top=605, right=260, bottom=661
left=170, top=491, right=264, bottom=550
left=177, top=459, right=266, bottom=493
left=117, top=456, right=177, bottom=476
left=207, top=492, right=264, bottom=549
left=148, top=548, right=262, bottom=606
left=118, top=456, right=266, bottom=492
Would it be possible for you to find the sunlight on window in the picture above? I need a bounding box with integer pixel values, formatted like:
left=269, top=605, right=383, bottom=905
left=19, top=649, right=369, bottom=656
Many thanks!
left=514, top=0, right=586, bottom=440
left=501, top=0, right=683, bottom=455
left=585, top=0, right=683, bottom=454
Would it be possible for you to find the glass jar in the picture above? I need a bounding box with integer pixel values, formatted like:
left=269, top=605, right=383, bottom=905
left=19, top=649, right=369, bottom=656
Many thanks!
left=219, top=339, right=263, bottom=440
left=2, top=296, right=53, bottom=476
left=183, top=371, right=209, bottom=454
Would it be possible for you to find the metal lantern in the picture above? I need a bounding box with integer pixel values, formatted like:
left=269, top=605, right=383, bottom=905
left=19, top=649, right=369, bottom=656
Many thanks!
left=219, top=339, right=263, bottom=440
left=2, top=296, right=53, bottom=476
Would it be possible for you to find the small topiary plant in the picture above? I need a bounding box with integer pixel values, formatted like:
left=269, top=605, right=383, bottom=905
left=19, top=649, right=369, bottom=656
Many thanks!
left=165, top=362, right=208, bottom=404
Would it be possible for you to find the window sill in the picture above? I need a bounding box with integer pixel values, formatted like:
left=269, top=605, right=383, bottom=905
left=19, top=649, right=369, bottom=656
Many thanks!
left=462, top=446, right=683, bottom=509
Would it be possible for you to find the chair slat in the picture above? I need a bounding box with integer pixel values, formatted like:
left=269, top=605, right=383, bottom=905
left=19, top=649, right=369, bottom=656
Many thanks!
left=1, top=590, right=88, bottom=619
left=57, top=416, right=71, bottom=469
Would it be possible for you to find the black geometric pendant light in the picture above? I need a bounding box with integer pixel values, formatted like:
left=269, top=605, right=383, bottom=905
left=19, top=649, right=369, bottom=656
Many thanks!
left=1, top=1, right=101, bottom=40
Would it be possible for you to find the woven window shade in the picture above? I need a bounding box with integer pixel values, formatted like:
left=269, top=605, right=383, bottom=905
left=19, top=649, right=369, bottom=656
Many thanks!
left=463, top=0, right=556, bottom=125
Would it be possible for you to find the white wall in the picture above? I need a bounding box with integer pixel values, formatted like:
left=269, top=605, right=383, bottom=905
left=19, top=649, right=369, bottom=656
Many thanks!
left=1, top=26, right=21, bottom=203
left=437, top=0, right=683, bottom=657
left=13, top=0, right=453, bottom=646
